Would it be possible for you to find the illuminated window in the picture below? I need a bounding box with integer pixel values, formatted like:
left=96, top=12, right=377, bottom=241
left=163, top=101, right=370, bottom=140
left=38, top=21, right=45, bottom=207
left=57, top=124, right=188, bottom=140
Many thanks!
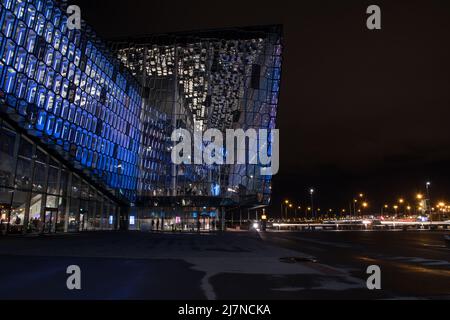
left=14, top=21, right=27, bottom=46
left=35, top=14, right=45, bottom=36
left=25, top=29, right=37, bottom=53
left=25, top=5, right=37, bottom=27
left=2, top=39, right=16, bottom=65
left=3, top=67, right=16, bottom=93
left=14, top=47, right=27, bottom=72
left=26, top=79, right=37, bottom=103
left=13, top=0, right=26, bottom=19
left=1, top=12, right=15, bottom=38
left=15, top=73, right=27, bottom=98
left=25, top=55, right=37, bottom=78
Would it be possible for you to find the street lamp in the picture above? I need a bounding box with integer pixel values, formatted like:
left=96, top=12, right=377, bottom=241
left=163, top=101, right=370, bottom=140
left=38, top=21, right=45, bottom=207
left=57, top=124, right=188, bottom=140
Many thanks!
left=393, top=205, right=398, bottom=216
left=296, top=206, right=301, bottom=219
left=281, top=201, right=284, bottom=220
left=309, top=188, right=315, bottom=220
left=426, top=181, right=432, bottom=222
left=381, top=204, right=388, bottom=216
left=281, top=200, right=290, bottom=220
left=362, top=202, right=368, bottom=216
left=352, top=193, right=363, bottom=217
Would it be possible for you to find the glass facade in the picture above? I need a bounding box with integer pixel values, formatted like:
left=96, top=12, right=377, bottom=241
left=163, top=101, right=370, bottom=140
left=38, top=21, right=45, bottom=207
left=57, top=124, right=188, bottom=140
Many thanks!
left=0, top=0, right=282, bottom=233
left=114, top=28, right=282, bottom=217
left=0, top=118, right=118, bottom=234
left=0, top=0, right=142, bottom=204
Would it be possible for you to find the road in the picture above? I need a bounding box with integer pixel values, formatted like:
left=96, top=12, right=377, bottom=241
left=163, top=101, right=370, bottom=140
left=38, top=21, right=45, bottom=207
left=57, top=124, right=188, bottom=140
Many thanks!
left=259, top=230, right=450, bottom=299
left=0, top=230, right=448, bottom=299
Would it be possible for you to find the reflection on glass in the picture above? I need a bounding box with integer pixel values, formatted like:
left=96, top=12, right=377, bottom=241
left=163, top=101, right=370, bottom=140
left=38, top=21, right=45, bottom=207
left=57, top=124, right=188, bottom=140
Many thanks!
left=57, top=197, right=67, bottom=232
left=10, top=191, right=27, bottom=234
left=0, top=127, right=16, bottom=187
left=68, top=198, right=79, bottom=232
left=32, top=161, right=46, bottom=192
left=47, top=166, right=59, bottom=195
left=0, top=189, right=12, bottom=235
left=15, top=158, right=32, bottom=189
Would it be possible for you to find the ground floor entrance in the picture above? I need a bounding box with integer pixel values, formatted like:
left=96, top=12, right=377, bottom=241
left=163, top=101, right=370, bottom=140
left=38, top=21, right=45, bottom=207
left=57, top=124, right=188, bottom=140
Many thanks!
left=0, top=126, right=121, bottom=236
left=129, top=207, right=224, bottom=232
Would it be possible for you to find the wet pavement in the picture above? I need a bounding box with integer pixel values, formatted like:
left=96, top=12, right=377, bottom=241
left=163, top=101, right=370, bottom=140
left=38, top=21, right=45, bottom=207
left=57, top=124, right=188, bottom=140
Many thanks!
left=0, top=230, right=448, bottom=299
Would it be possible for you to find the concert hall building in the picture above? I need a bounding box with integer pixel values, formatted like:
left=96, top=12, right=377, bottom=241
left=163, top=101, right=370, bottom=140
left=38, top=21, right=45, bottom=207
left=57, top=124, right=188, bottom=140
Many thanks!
left=0, top=0, right=282, bottom=234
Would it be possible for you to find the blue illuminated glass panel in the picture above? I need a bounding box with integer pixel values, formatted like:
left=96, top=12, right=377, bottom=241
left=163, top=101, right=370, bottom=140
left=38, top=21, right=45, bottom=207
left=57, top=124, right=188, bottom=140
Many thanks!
left=0, top=0, right=142, bottom=202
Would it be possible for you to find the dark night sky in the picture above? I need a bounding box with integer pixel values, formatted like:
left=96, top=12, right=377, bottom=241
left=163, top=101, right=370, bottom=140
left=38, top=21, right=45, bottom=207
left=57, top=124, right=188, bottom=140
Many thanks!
left=72, top=0, right=450, bottom=213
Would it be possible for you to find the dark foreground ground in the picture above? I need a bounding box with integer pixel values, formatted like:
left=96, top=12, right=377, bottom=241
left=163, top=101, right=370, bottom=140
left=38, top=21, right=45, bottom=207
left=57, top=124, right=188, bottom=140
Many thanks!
left=0, top=230, right=448, bottom=299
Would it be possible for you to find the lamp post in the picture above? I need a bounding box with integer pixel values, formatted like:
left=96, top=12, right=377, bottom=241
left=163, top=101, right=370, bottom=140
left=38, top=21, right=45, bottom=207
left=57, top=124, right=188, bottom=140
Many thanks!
left=362, top=202, right=368, bottom=216
left=416, top=193, right=424, bottom=215
left=282, top=200, right=289, bottom=221
left=398, top=198, right=405, bottom=217
left=352, top=193, right=364, bottom=217
left=280, top=202, right=283, bottom=220
left=426, top=182, right=432, bottom=223
left=310, top=188, right=315, bottom=220
left=296, top=206, right=301, bottom=220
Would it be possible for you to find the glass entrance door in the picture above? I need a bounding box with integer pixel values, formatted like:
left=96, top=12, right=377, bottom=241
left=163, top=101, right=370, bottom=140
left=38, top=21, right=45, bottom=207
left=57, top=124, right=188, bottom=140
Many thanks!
left=43, top=208, right=58, bottom=233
